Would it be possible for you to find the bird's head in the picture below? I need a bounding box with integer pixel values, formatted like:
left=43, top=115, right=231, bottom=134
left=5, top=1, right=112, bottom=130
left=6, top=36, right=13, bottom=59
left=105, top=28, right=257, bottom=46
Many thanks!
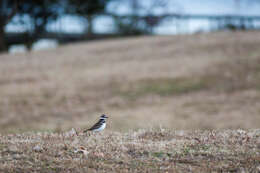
left=100, top=114, right=108, bottom=119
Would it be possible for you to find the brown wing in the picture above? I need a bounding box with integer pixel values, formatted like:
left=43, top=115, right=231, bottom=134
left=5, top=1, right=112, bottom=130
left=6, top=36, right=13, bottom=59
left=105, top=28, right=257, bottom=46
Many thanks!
left=84, top=119, right=104, bottom=132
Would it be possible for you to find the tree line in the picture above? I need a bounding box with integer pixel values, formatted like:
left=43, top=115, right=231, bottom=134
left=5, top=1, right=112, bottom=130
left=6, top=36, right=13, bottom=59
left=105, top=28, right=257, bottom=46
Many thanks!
left=0, top=0, right=115, bottom=52
left=0, top=0, right=259, bottom=53
left=0, top=0, right=170, bottom=53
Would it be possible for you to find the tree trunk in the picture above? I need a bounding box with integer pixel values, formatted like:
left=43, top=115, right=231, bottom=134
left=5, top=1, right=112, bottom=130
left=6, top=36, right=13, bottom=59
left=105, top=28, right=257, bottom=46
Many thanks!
left=86, top=15, right=93, bottom=37
left=0, top=0, right=17, bottom=53
left=0, top=20, right=7, bottom=52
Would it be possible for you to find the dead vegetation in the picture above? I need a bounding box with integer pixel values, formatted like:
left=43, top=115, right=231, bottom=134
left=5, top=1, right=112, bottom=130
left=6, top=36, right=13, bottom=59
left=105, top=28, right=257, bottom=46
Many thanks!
left=1, top=129, right=260, bottom=172
left=1, top=31, right=260, bottom=171
left=0, top=31, right=260, bottom=133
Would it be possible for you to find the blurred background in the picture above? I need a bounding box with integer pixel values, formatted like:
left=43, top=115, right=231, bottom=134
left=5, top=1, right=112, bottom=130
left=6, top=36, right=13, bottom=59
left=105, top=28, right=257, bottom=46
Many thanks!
left=1, top=0, right=260, bottom=52
left=0, top=0, right=260, bottom=133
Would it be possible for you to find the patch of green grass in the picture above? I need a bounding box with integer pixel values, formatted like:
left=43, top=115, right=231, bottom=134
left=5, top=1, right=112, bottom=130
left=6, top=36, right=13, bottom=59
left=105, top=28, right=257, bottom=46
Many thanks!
left=118, top=77, right=207, bottom=99
left=0, top=144, right=6, bottom=151
left=152, top=152, right=165, bottom=158
left=118, top=56, right=260, bottom=101
left=141, top=78, right=206, bottom=96
left=180, top=145, right=192, bottom=156
left=152, top=151, right=172, bottom=158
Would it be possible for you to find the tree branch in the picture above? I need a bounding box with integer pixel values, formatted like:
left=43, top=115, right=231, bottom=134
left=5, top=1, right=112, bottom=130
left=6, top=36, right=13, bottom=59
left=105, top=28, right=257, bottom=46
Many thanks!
left=5, top=0, right=17, bottom=25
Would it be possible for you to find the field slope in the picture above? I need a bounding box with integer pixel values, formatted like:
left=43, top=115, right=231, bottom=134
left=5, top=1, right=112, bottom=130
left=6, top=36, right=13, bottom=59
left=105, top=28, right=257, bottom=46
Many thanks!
left=1, top=31, right=260, bottom=172
left=1, top=31, right=260, bottom=133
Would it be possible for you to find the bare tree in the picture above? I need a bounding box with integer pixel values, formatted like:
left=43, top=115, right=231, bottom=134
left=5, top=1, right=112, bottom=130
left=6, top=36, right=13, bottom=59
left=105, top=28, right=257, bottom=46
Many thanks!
left=113, top=0, right=176, bottom=35
left=0, top=0, right=17, bottom=52
left=67, top=0, right=112, bottom=36
left=142, top=0, right=170, bottom=33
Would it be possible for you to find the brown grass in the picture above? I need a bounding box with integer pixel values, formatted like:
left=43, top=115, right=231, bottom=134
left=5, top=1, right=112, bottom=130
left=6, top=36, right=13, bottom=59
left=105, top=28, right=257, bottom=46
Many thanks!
left=1, top=31, right=260, bottom=172
left=1, top=31, right=260, bottom=133
left=1, top=129, right=260, bottom=172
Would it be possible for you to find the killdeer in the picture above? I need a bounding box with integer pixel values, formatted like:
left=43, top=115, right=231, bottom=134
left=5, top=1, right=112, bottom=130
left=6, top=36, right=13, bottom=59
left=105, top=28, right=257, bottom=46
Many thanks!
left=84, top=114, right=108, bottom=132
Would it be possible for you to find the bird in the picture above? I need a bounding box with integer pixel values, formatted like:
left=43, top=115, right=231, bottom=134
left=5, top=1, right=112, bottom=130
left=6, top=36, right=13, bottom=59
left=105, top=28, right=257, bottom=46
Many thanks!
left=84, top=114, right=108, bottom=132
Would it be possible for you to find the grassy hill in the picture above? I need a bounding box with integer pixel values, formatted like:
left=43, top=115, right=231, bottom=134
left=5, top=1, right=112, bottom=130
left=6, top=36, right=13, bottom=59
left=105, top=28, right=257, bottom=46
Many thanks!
left=1, top=31, right=260, bottom=172
left=0, top=31, right=260, bottom=133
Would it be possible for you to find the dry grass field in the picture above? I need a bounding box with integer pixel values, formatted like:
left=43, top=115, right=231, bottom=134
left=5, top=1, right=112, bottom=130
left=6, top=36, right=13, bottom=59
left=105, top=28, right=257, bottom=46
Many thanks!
left=1, top=31, right=260, bottom=172
left=0, top=31, right=260, bottom=133
left=1, top=129, right=260, bottom=172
